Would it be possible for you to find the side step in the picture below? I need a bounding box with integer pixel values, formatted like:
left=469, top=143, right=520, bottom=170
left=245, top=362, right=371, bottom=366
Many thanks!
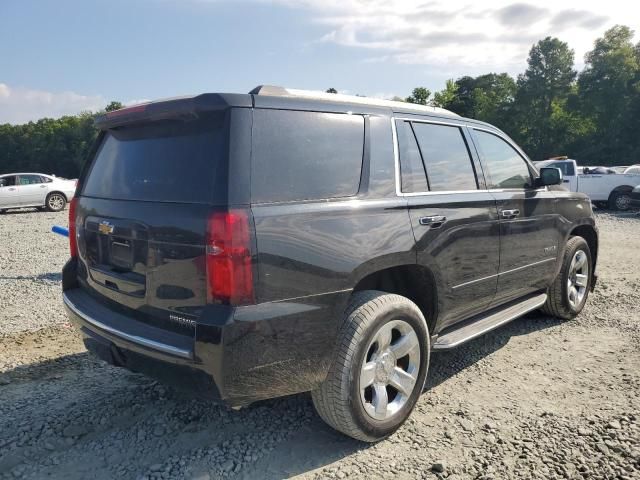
left=432, top=293, right=547, bottom=351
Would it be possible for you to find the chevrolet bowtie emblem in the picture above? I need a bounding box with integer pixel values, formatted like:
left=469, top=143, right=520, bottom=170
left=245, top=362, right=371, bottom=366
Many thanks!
left=98, top=221, right=114, bottom=235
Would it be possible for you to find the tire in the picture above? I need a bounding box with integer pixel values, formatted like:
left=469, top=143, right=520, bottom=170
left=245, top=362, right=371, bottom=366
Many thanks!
left=46, top=192, right=66, bottom=212
left=311, top=290, right=430, bottom=442
left=542, top=236, right=592, bottom=320
left=609, top=191, right=632, bottom=211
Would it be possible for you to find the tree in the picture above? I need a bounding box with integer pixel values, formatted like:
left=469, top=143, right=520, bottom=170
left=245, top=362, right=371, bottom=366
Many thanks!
left=512, top=37, right=577, bottom=159
left=406, top=87, right=430, bottom=105
left=577, top=26, right=640, bottom=163
left=325, top=88, right=338, bottom=94
left=105, top=101, right=124, bottom=112
left=431, top=79, right=457, bottom=109
left=433, top=74, right=516, bottom=131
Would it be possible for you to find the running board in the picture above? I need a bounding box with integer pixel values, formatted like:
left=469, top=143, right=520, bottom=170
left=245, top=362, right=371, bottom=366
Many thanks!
left=432, top=293, right=547, bottom=351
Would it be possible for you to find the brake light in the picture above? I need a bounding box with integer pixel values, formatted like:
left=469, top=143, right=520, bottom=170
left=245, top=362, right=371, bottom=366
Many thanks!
left=69, top=197, right=78, bottom=258
left=206, top=210, right=254, bottom=305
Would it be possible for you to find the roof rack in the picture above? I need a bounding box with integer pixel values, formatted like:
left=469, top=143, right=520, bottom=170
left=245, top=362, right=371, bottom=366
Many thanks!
left=249, top=85, right=459, bottom=117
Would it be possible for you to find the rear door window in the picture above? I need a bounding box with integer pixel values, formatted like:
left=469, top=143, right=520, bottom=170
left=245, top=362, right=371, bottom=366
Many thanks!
left=82, top=114, right=226, bottom=203
left=396, top=121, right=428, bottom=193
left=18, top=175, right=44, bottom=185
left=251, top=110, right=364, bottom=203
left=411, top=123, right=478, bottom=191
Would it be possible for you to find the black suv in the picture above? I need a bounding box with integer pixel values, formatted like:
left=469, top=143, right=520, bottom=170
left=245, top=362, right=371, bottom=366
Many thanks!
left=63, top=86, right=598, bottom=442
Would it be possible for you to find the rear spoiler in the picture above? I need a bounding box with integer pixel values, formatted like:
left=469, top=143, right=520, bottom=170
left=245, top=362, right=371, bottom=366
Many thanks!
left=94, top=93, right=252, bottom=129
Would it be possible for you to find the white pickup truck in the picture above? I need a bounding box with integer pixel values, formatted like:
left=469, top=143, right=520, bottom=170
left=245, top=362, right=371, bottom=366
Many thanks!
left=534, top=158, right=640, bottom=211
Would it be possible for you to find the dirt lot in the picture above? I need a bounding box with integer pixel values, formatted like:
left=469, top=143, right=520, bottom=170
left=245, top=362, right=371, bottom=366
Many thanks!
left=0, top=209, right=639, bottom=480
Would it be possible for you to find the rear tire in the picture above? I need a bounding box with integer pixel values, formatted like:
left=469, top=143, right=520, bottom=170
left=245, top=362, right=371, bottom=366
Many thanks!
left=46, top=192, right=66, bottom=212
left=609, top=191, right=632, bottom=211
left=542, top=236, right=592, bottom=320
left=311, top=291, right=430, bottom=442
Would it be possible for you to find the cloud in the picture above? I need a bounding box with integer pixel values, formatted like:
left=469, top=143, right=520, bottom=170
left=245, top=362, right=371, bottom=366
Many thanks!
left=551, top=9, right=609, bottom=30
left=496, top=3, right=548, bottom=26
left=0, top=83, right=106, bottom=124
left=251, top=0, right=635, bottom=73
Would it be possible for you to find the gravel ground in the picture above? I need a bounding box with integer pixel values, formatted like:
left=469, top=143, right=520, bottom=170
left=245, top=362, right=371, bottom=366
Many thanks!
left=0, top=208, right=639, bottom=479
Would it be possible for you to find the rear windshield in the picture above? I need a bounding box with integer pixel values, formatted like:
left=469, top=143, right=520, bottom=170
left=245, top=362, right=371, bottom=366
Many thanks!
left=82, top=114, right=226, bottom=203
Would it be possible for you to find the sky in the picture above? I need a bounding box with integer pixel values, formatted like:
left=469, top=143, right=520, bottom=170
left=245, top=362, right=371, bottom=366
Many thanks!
left=1, top=0, right=639, bottom=124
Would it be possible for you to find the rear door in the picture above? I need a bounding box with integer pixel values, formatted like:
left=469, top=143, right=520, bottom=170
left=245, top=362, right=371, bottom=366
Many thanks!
left=470, top=128, right=560, bottom=306
left=75, top=109, right=248, bottom=335
left=397, top=117, right=500, bottom=329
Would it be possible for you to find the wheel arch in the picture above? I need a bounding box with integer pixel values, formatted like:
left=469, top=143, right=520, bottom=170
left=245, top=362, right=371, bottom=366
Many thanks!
left=608, top=185, right=634, bottom=203
left=352, top=264, right=438, bottom=334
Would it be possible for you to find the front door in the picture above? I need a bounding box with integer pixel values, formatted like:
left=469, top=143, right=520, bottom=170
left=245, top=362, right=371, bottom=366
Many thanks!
left=0, top=175, right=21, bottom=207
left=470, top=128, right=561, bottom=307
left=395, top=118, right=500, bottom=329
left=16, top=174, right=48, bottom=206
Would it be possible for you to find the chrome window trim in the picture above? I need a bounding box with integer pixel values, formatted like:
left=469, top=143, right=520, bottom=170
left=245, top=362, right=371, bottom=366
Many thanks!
left=392, top=116, right=482, bottom=197
left=63, top=292, right=193, bottom=359
left=392, top=117, right=548, bottom=197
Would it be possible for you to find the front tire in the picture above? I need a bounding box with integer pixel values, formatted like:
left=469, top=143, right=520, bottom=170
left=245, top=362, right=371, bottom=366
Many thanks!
left=311, top=291, right=430, bottom=442
left=46, top=192, right=66, bottom=212
left=542, top=236, right=592, bottom=320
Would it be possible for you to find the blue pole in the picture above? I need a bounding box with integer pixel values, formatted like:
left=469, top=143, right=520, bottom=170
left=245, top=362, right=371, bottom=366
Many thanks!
left=52, top=225, right=69, bottom=238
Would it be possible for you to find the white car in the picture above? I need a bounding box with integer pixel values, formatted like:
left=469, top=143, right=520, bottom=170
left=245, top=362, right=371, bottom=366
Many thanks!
left=0, top=173, right=76, bottom=213
left=623, top=165, right=640, bottom=174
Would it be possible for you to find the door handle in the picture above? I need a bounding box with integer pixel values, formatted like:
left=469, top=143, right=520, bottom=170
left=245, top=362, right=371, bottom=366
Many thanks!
left=419, top=215, right=447, bottom=228
left=500, top=209, right=520, bottom=219
left=8, top=187, right=16, bottom=191
left=40, top=185, right=47, bottom=188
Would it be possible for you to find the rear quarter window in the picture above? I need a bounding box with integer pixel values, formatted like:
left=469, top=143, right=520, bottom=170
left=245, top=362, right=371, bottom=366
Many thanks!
left=251, top=110, right=364, bottom=203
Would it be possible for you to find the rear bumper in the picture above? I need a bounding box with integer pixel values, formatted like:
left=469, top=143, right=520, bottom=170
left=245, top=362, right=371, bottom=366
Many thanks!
left=63, top=289, right=222, bottom=400
left=64, top=291, right=192, bottom=359
left=63, top=273, right=347, bottom=406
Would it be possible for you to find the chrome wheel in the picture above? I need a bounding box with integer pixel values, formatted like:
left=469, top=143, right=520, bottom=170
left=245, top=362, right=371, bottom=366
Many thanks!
left=359, top=319, right=420, bottom=421
left=567, top=249, right=589, bottom=309
left=615, top=194, right=631, bottom=211
left=48, top=194, right=65, bottom=211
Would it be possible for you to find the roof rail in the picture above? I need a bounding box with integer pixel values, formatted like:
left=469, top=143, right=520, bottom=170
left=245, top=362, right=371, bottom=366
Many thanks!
left=249, top=85, right=459, bottom=117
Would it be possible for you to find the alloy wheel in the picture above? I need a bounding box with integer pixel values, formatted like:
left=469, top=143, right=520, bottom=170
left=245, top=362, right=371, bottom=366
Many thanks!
left=567, top=249, right=589, bottom=309
left=48, top=194, right=65, bottom=210
left=359, top=319, right=421, bottom=421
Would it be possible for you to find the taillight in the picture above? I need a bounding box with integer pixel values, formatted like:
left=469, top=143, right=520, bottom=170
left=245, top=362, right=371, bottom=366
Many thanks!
left=206, top=210, right=255, bottom=305
left=68, top=197, right=78, bottom=258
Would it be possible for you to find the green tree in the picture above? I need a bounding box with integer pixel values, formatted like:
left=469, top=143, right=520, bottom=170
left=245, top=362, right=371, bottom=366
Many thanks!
left=105, top=101, right=124, bottom=112
left=437, top=74, right=517, bottom=130
left=325, top=88, right=338, bottom=94
left=577, top=26, right=640, bottom=163
left=431, top=79, right=457, bottom=108
left=406, top=87, right=430, bottom=105
left=512, top=37, right=577, bottom=159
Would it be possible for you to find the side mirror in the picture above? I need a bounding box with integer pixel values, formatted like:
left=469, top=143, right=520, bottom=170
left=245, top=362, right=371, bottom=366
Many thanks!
left=537, top=167, right=563, bottom=187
